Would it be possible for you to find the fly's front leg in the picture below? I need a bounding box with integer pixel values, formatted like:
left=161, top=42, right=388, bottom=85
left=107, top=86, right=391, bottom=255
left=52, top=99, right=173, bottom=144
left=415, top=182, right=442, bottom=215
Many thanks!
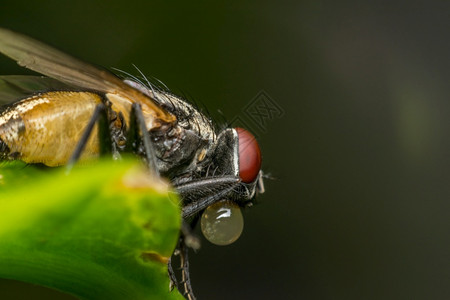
left=67, top=104, right=112, bottom=172
left=175, top=176, right=241, bottom=218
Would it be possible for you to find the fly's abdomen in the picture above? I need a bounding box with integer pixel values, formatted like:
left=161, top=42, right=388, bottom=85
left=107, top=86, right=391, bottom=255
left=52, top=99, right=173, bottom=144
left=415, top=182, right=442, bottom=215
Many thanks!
left=0, top=91, right=103, bottom=166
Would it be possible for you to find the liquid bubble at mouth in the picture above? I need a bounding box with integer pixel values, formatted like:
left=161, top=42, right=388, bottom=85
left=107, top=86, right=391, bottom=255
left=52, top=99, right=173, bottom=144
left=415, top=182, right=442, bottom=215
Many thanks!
left=200, top=200, right=244, bottom=246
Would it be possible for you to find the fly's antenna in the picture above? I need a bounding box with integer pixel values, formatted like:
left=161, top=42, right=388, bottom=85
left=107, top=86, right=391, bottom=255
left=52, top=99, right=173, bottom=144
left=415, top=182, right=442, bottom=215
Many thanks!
left=261, top=171, right=277, bottom=181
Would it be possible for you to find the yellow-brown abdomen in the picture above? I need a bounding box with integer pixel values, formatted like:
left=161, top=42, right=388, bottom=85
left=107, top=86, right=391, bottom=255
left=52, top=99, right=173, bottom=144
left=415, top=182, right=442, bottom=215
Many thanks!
left=0, top=91, right=103, bottom=166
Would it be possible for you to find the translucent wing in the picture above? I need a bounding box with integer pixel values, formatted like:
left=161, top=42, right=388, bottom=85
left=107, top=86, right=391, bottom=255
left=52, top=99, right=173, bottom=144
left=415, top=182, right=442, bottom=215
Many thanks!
left=0, top=75, right=76, bottom=105
left=0, top=28, right=175, bottom=124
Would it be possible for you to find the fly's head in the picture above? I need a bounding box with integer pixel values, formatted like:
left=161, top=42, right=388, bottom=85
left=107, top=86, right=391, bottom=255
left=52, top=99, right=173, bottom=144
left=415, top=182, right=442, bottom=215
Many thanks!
left=194, top=127, right=264, bottom=246
left=212, top=127, right=263, bottom=199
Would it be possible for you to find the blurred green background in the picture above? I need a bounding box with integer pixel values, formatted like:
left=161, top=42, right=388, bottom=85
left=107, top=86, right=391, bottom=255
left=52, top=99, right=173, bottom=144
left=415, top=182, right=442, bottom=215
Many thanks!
left=1, top=1, right=449, bottom=299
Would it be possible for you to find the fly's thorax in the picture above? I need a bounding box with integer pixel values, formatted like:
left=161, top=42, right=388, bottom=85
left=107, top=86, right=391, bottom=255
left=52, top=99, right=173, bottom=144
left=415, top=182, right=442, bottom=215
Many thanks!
left=125, top=86, right=218, bottom=178
left=149, top=123, right=214, bottom=178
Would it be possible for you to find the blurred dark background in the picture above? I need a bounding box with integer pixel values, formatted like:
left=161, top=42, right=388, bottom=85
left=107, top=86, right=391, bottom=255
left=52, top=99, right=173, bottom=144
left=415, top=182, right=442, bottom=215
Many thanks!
left=1, top=1, right=449, bottom=299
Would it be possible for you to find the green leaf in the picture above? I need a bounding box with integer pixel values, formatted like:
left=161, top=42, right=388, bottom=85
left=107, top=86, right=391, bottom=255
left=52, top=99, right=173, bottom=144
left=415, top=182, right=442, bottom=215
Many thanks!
left=0, top=158, right=184, bottom=300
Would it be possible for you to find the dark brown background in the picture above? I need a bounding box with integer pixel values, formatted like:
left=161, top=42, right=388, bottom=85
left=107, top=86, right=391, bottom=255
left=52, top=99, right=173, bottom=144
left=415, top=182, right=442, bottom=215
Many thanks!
left=1, top=1, right=449, bottom=299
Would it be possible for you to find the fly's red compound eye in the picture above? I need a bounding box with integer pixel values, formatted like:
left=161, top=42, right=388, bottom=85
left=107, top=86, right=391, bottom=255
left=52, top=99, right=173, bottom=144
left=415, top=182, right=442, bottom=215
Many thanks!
left=235, top=128, right=262, bottom=183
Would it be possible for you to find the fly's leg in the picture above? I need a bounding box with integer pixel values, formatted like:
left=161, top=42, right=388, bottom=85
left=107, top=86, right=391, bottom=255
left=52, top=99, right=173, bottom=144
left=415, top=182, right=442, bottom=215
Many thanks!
left=175, top=176, right=241, bottom=218
left=66, top=104, right=112, bottom=172
left=179, top=235, right=196, bottom=300
left=125, top=103, right=190, bottom=294
left=168, top=257, right=178, bottom=291
left=169, top=221, right=200, bottom=298
left=174, top=177, right=243, bottom=299
left=125, top=103, right=159, bottom=176
left=175, top=219, right=200, bottom=300
left=63, top=98, right=198, bottom=296
left=126, top=103, right=204, bottom=299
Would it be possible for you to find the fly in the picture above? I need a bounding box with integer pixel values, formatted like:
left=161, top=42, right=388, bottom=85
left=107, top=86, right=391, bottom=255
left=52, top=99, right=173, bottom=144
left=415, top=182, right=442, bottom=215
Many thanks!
left=0, top=28, right=264, bottom=299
